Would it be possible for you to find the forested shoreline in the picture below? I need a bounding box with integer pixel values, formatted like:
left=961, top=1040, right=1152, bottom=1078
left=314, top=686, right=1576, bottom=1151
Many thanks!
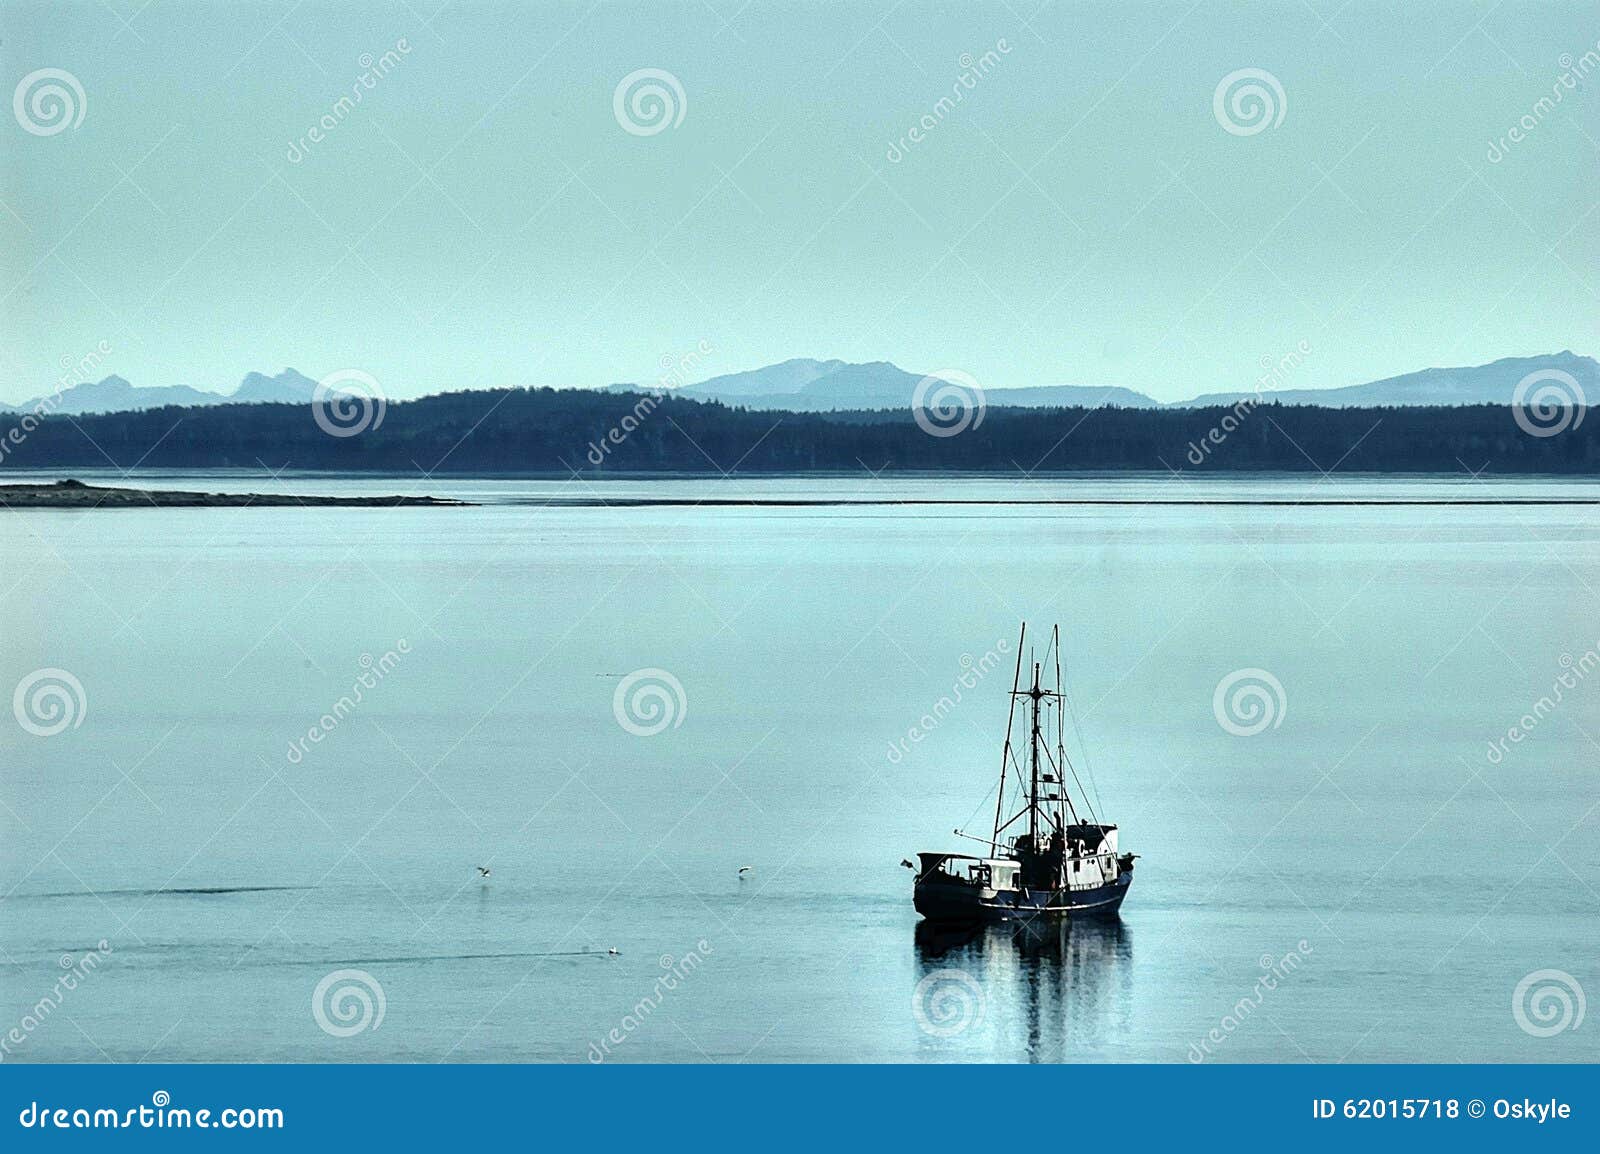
left=2, top=388, right=1594, bottom=474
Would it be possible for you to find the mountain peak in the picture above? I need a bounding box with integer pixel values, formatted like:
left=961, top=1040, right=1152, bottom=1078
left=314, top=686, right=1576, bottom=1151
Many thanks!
left=231, top=368, right=320, bottom=403
left=678, top=358, right=849, bottom=398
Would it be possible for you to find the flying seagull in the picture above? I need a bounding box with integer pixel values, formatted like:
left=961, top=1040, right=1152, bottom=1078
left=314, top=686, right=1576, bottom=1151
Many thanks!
left=738, top=865, right=752, bottom=875
left=476, top=866, right=491, bottom=877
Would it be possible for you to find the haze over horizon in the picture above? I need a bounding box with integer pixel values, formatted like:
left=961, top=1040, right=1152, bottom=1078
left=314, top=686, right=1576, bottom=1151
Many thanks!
left=4, top=1, right=1597, bottom=406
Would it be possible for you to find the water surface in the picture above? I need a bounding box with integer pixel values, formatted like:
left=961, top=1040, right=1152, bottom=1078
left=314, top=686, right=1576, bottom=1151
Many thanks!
left=3, top=473, right=1597, bottom=1062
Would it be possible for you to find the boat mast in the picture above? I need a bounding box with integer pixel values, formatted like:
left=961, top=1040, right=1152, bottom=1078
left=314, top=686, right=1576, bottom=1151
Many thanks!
left=991, top=623, right=1026, bottom=851
left=1028, top=660, right=1042, bottom=844
left=992, top=623, right=1079, bottom=852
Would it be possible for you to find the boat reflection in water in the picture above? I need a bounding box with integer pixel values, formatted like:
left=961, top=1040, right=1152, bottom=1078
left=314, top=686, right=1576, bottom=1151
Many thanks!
left=911, top=916, right=1134, bottom=1061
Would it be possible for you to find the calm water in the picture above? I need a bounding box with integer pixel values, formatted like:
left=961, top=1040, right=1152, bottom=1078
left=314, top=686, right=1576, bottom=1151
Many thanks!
left=3, top=472, right=1597, bottom=1062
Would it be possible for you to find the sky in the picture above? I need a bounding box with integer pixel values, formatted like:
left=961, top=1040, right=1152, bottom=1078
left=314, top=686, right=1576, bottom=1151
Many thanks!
left=1, top=0, right=1596, bottom=404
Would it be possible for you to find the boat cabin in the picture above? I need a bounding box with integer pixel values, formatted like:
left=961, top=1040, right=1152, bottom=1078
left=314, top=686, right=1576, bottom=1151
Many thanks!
left=915, top=852, right=1022, bottom=893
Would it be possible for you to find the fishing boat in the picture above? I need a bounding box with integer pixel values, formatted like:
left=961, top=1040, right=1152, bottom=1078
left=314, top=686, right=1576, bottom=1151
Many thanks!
left=910, top=624, right=1134, bottom=922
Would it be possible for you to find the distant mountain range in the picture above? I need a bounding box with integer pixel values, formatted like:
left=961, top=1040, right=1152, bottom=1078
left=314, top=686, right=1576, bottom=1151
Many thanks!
left=7, top=353, right=1595, bottom=416
left=623, top=358, right=1163, bottom=410
left=5, top=369, right=320, bottom=415
left=1176, top=351, right=1597, bottom=408
left=624, top=352, right=1597, bottom=412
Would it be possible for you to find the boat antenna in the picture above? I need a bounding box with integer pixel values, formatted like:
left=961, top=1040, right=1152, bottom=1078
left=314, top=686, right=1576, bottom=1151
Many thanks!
left=1042, top=627, right=1078, bottom=832
left=1060, top=644, right=1104, bottom=823
left=1054, top=624, right=1101, bottom=828
left=1055, top=624, right=1064, bottom=816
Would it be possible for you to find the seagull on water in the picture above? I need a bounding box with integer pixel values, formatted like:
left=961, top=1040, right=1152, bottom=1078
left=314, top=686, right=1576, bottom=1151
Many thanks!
left=607, top=947, right=620, bottom=955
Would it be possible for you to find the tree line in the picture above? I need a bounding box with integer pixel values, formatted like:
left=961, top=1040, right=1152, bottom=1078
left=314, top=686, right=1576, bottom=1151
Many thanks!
left=2, top=387, right=1594, bottom=475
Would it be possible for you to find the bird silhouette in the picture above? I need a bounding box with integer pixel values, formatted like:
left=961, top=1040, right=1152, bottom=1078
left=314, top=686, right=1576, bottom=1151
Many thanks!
left=476, top=866, right=490, bottom=877
left=737, top=865, right=752, bottom=875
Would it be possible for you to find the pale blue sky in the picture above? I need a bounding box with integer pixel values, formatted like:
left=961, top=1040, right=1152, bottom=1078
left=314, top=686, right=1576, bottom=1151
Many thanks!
left=2, top=0, right=1596, bottom=403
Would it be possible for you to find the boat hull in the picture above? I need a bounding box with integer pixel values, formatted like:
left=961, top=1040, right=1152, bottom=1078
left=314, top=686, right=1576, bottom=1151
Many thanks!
left=914, top=871, right=1131, bottom=922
